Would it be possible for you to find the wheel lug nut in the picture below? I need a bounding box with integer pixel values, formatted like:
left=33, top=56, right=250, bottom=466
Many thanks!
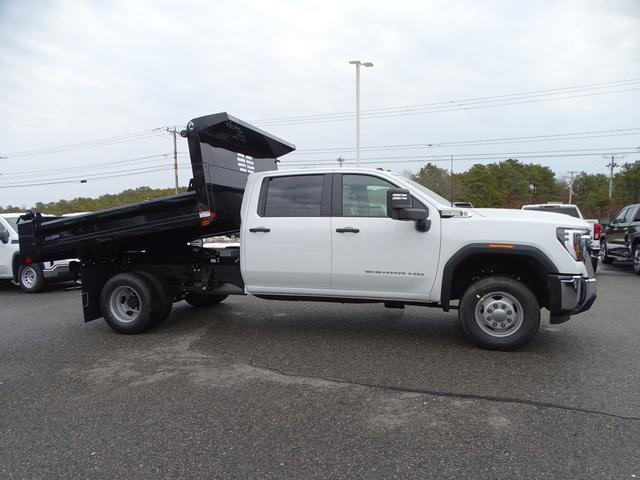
left=507, top=310, right=512, bottom=315
left=493, top=303, right=499, bottom=309
left=501, top=323, right=505, bottom=328
left=492, top=322, right=497, bottom=327
left=487, top=309, right=492, bottom=313
left=507, top=318, right=512, bottom=323
left=487, top=316, right=492, bottom=321
left=501, top=304, right=506, bottom=309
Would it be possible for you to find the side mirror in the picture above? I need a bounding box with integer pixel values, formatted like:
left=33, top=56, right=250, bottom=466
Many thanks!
left=0, top=230, right=9, bottom=244
left=387, top=189, right=431, bottom=232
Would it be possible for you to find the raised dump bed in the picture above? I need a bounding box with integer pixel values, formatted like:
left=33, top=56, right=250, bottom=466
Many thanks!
left=18, top=112, right=295, bottom=262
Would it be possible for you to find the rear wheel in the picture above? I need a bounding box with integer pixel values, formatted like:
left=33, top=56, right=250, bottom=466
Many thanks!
left=184, top=293, right=228, bottom=308
left=459, top=276, right=540, bottom=351
left=601, top=239, right=614, bottom=264
left=18, top=264, right=45, bottom=293
left=134, top=271, right=173, bottom=326
left=100, top=272, right=154, bottom=334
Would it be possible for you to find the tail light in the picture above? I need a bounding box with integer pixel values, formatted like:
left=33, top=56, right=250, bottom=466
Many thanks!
left=594, top=223, right=601, bottom=241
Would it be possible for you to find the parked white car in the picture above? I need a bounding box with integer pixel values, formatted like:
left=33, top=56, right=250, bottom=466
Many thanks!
left=0, top=213, right=76, bottom=292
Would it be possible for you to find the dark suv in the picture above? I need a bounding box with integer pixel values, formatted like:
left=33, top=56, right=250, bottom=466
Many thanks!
left=601, top=204, right=640, bottom=274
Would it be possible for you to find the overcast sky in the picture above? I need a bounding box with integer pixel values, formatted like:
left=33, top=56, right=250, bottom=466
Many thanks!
left=1, top=0, right=639, bottom=207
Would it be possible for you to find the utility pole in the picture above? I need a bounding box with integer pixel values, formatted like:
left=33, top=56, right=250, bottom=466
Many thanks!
left=450, top=154, right=454, bottom=207
left=348, top=60, right=374, bottom=167
left=566, top=170, right=579, bottom=204
left=167, top=127, right=178, bottom=194
left=337, top=157, right=345, bottom=168
left=603, top=154, right=625, bottom=200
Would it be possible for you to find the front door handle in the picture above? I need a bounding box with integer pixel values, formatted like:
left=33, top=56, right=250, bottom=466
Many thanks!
left=249, top=227, right=271, bottom=233
left=336, top=227, right=360, bottom=233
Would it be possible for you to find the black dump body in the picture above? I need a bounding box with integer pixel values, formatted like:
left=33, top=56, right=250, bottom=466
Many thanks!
left=18, top=113, right=295, bottom=262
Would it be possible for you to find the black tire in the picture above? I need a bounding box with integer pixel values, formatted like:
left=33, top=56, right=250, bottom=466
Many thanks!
left=100, top=272, right=155, bottom=334
left=184, top=293, right=228, bottom=308
left=134, top=271, right=173, bottom=326
left=591, top=256, right=599, bottom=273
left=18, top=264, right=45, bottom=293
left=458, top=276, right=540, bottom=351
left=601, top=239, right=614, bottom=264
left=633, top=244, right=640, bottom=276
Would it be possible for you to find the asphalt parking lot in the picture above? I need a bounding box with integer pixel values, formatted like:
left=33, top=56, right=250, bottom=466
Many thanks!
left=1, top=263, right=639, bottom=479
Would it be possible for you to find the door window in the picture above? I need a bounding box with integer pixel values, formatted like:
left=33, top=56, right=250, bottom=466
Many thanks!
left=613, top=208, right=628, bottom=224
left=261, top=175, right=324, bottom=217
left=342, top=175, right=395, bottom=217
left=623, top=207, right=636, bottom=223
left=634, top=208, right=640, bottom=222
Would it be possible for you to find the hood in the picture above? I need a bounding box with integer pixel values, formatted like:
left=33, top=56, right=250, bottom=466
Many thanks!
left=470, top=208, right=589, bottom=229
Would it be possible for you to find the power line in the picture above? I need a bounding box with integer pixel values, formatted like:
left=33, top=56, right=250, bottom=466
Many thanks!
left=292, top=128, right=640, bottom=154
left=279, top=149, right=640, bottom=168
left=0, top=165, right=193, bottom=189
left=0, top=128, right=168, bottom=158
left=253, top=83, right=640, bottom=127
left=251, top=78, right=640, bottom=123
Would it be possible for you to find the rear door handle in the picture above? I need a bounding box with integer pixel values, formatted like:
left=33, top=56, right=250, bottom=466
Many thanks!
left=336, top=227, right=360, bottom=233
left=249, top=227, right=271, bottom=233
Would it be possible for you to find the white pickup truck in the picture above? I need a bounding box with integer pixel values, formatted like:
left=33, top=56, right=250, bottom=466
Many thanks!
left=521, top=203, right=601, bottom=271
left=18, top=113, right=597, bottom=351
left=0, top=213, right=76, bottom=292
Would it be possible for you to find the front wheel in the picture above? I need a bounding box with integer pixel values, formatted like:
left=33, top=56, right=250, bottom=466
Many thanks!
left=633, top=245, right=640, bottom=276
left=601, top=240, right=614, bottom=264
left=458, top=276, right=540, bottom=351
left=18, top=264, right=45, bottom=293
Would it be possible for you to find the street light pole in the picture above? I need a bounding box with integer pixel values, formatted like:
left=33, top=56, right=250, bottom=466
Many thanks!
left=349, top=60, right=373, bottom=167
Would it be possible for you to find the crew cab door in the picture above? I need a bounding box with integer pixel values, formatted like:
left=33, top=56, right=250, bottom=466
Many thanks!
left=242, top=173, right=332, bottom=294
left=330, top=173, right=440, bottom=301
left=607, top=207, right=630, bottom=257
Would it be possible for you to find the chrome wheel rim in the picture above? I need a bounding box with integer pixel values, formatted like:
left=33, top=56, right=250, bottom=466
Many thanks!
left=474, top=291, right=524, bottom=338
left=21, top=267, right=37, bottom=288
left=109, top=286, right=141, bottom=324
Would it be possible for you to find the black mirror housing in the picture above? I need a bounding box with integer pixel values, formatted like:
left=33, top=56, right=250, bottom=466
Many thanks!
left=387, top=189, right=430, bottom=232
left=0, top=231, right=9, bottom=244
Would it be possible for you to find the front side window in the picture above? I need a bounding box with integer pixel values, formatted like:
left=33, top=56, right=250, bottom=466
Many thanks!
left=342, top=175, right=395, bottom=217
left=623, top=207, right=636, bottom=223
left=262, top=175, right=324, bottom=217
left=613, top=208, right=628, bottom=224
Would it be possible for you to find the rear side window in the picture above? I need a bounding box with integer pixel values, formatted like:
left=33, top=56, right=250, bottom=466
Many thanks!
left=634, top=208, right=640, bottom=222
left=262, top=175, right=324, bottom=217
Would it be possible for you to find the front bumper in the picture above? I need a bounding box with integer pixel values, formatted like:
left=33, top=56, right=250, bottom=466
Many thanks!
left=547, top=273, right=597, bottom=324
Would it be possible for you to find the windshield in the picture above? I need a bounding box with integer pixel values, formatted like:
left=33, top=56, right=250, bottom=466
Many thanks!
left=402, top=177, right=452, bottom=206
left=522, top=205, right=580, bottom=218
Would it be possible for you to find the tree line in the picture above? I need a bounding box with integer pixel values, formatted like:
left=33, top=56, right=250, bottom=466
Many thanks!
left=0, top=186, right=187, bottom=216
left=411, top=159, right=640, bottom=219
left=1, top=159, right=639, bottom=220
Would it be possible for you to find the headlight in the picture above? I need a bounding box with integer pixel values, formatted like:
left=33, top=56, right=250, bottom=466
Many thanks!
left=556, top=227, right=589, bottom=261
